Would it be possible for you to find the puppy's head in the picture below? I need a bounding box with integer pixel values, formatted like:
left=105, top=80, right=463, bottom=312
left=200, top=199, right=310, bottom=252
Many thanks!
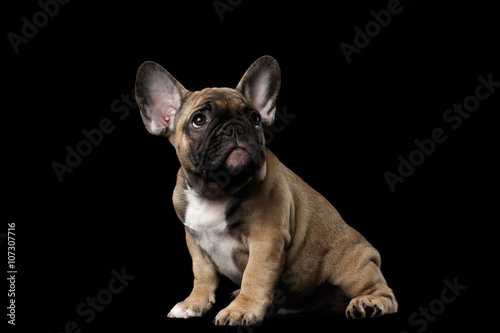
left=135, top=56, right=281, bottom=194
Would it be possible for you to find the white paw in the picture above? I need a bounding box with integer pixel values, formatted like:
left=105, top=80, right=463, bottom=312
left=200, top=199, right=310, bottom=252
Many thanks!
left=167, top=303, right=198, bottom=319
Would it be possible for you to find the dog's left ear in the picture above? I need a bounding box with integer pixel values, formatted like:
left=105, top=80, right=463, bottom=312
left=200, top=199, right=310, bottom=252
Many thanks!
left=236, top=56, right=281, bottom=127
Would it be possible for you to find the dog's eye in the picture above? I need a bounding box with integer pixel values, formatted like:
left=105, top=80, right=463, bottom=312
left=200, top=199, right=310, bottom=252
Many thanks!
left=250, top=113, right=261, bottom=127
left=192, top=114, right=207, bottom=128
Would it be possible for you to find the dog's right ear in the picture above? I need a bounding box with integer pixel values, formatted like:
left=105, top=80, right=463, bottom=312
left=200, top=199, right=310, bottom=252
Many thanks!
left=135, top=61, right=189, bottom=136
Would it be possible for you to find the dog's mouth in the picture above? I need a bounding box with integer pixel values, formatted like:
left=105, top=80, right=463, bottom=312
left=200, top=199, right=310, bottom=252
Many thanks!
left=204, top=141, right=253, bottom=175
left=202, top=129, right=262, bottom=181
left=225, top=146, right=249, bottom=168
left=200, top=121, right=255, bottom=170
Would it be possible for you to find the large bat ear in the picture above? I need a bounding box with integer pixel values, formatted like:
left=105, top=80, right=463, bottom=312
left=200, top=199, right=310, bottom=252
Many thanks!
left=135, top=61, right=189, bottom=136
left=236, top=56, right=281, bottom=127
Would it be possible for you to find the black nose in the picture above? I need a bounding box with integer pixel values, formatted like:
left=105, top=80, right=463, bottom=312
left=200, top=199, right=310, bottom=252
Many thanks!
left=222, top=123, right=245, bottom=137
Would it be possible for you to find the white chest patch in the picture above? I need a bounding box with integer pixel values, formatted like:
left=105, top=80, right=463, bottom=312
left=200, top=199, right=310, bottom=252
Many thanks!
left=183, top=186, right=243, bottom=284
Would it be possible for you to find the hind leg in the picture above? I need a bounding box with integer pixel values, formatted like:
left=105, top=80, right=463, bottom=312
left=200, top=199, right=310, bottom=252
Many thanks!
left=331, top=248, right=397, bottom=319
left=345, top=283, right=396, bottom=319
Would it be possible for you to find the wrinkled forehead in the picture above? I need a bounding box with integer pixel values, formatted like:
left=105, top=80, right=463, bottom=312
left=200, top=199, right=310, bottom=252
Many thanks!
left=181, top=87, right=250, bottom=117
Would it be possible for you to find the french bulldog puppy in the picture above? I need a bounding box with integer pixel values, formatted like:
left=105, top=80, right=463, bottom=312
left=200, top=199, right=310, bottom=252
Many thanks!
left=135, top=56, right=397, bottom=326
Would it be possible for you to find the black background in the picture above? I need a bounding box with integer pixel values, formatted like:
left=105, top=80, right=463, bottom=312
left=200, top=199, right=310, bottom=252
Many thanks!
left=4, top=0, right=498, bottom=332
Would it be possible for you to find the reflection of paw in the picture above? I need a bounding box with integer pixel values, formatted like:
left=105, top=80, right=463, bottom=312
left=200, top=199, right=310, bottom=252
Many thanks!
left=345, top=295, right=385, bottom=319
left=167, top=296, right=215, bottom=319
left=214, top=299, right=265, bottom=326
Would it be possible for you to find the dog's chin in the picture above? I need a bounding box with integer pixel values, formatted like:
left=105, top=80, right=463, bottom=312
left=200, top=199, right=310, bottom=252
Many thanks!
left=202, top=146, right=264, bottom=195
left=225, top=148, right=251, bottom=171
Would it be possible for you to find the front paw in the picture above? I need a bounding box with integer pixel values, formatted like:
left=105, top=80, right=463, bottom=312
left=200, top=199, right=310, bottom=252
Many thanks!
left=168, top=294, right=215, bottom=319
left=214, top=297, right=266, bottom=326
